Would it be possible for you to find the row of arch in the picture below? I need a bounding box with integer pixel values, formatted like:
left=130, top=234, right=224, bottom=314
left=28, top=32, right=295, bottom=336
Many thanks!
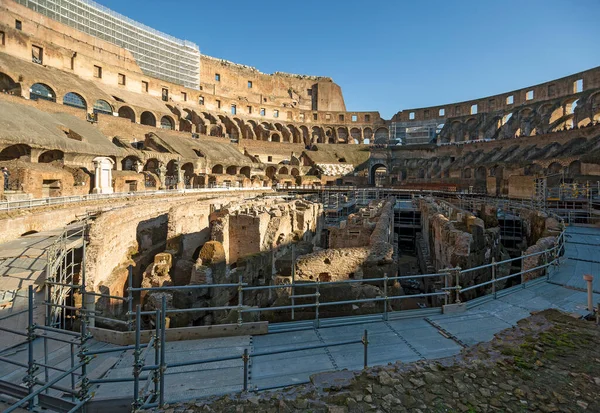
left=1, top=72, right=388, bottom=145
left=22, top=80, right=178, bottom=130
left=389, top=135, right=597, bottom=182
left=178, top=107, right=390, bottom=145
left=439, top=92, right=600, bottom=144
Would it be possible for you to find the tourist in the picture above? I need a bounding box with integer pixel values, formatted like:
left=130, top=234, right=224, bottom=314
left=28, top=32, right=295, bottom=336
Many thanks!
left=1, top=167, right=9, bottom=190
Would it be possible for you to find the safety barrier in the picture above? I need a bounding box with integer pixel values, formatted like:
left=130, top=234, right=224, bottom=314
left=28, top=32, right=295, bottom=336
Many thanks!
left=0, top=186, right=270, bottom=212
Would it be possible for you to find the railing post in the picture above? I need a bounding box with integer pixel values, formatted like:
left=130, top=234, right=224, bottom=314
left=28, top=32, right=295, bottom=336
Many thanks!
left=291, top=244, right=296, bottom=321
left=237, top=274, right=244, bottom=326
left=158, top=295, right=167, bottom=409
left=242, top=348, right=249, bottom=392
left=453, top=268, right=462, bottom=303
left=78, top=259, right=91, bottom=412
left=45, top=250, right=52, bottom=326
left=153, top=309, right=160, bottom=398
left=127, top=265, right=133, bottom=331
left=383, top=273, right=388, bottom=321
left=520, top=251, right=525, bottom=288
left=491, top=258, right=496, bottom=299
left=314, top=280, right=320, bottom=329
left=132, top=305, right=142, bottom=411
left=362, top=330, right=369, bottom=369
left=70, top=343, right=75, bottom=402
left=43, top=336, right=49, bottom=395
left=26, top=285, right=37, bottom=410
left=443, top=271, right=449, bottom=306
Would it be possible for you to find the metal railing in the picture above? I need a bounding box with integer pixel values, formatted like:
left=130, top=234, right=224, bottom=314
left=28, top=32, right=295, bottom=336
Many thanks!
left=0, top=287, right=369, bottom=412
left=0, top=186, right=270, bottom=212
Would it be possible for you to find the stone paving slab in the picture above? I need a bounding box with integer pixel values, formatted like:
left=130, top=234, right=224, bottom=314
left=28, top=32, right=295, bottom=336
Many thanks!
left=554, top=226, right=600, bottom=292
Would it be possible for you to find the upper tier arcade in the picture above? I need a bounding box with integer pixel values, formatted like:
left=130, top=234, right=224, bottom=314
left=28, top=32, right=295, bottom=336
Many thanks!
left=391, top=66, right=600, bottom=145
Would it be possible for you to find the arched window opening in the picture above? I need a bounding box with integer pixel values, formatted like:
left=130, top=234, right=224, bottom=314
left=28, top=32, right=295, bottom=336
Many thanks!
left=38, top=150, right=64, bottom=164
left=0, top=144, right=31, bottom=161
left=93, top=99, right=113, bottom=115
left=30, top=83, right=56, bottom=102
left=240, top=166, right=251, bottom=178
left=63, top=92, right=87, bottom=110
left=0, top=73, right=21, bottom=95
left=160, top=116, right=174, bottom=130
left=140, top=112, right=156, bottom=127
left=118, top=106, right=136, bottom=122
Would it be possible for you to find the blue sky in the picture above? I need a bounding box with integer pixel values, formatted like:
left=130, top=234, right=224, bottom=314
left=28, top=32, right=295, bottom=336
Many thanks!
left=99, top=0, right=600, bottom=119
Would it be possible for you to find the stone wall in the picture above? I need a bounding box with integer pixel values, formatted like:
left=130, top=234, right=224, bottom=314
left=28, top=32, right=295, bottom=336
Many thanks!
left=419, top=198, right=509, bottom=301
left=296, top=199, right=396, bottom=283
left=84, top=194, right=255, bottom=300
left=138, top=197, right=324, bottom=327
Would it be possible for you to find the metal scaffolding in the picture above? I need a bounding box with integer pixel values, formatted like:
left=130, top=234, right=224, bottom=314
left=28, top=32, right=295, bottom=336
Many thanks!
left=16, top=0, right=201, bottom=89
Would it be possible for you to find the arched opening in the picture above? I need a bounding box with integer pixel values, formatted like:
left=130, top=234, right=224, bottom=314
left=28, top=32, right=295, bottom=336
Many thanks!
left=160, top=116, right=175, bottom=130
left=63, top=92, right=87, bottom=110
left=118, top=106, right=136, bottom=122
left=0, top=72, right=21, bottom=95
left=182, top=163, right=194, bottom=186
left=266, top=166, right=276, bottom=180
left=165, top=160, right=178, bottom=188
left=29, top=83, right=56, bottom=102
left=240, top=166, right=251, bottom=178
left=449, top=121, right=463, bottom=142
left=279, top=166, right=289, bottom=175
left=226, top=165, right=237, bottom=175
left=288, top=125, right=301, bottom=143
left=300, top=126, right=310, bottom=146
left=566, top=160, right=581, bottom=177
left=465, top=118, right=479, bottom=141
left=337, top=127, right=348, bottom=144
left=209, top=125, right=222, bottom=137
left=370, top=164, right=387, bottom=186
left=350, top=128, right=361, bottom=143
left=417, top=168, right=425, bottom=179
left=271, top=133, right=281, bottom=143
left=374, top=127, right=389, bottom=144
left=311, top=127, right=323, bottom=144
left=211, top=164, right=224, bottom=174
left=0, top=144, right=31, bottom=161
left=144, top=158, right=159, bottom=173
left=122, top=156, right=141, bottom=171
left=475, top=166, right=487, bottom=181
left=463, top=168, right=472, bottom=179
left=325, top=128, right=335, bottom=144
left=93, top=99, right=113, bottom=115
left=290, top=168, right=299, bottom=177
left=38, top=150, right=64, bottom=164
left=140, top=111, right=157, bottom=127
left=547, top=162, right=563, bottom=175
left=363, top=128, right=373, bottom=144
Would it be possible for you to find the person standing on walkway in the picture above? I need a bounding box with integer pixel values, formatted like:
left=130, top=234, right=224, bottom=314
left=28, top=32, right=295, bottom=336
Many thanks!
left=1, top=167, right=10, bottom=191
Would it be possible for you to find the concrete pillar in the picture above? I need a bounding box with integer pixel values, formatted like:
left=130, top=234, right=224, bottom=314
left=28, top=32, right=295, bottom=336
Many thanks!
left=92, top=156, right=115, bottom=194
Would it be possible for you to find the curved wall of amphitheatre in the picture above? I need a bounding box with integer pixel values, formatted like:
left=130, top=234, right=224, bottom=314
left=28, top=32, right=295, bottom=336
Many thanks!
left=392, top=66, right=600, bottom=145
left=0, top=0, right=384, bottom=130
left=0, top=0, right=599, bottom=203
